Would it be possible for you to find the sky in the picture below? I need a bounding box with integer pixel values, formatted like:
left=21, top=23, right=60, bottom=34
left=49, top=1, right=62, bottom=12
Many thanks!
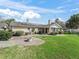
left=0, top=0, right=79, bottom=24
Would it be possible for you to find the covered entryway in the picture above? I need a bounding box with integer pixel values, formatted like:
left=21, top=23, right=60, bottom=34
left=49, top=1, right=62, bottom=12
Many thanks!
left=38, top=28, right=48, bottom=34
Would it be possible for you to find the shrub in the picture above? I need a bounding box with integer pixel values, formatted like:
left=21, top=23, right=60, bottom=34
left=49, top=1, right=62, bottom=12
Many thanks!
left=64, top=31, right=79, bottom=35
left=48, top=32, right=57, bottom=35
left=58, top=31, right=64, bottom=34
left=72, top=32, right=79, bottom=35
left=25, top=32, right=29, bottom=35
left=0, top=30, right=12, bottom=41
left=13, top=31, right=24, bottom=36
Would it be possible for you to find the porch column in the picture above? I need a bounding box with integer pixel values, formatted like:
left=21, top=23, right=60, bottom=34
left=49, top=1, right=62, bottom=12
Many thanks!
left=48, top=27, right=51, bottom=34
left=44, top=28, right=46, bottom=34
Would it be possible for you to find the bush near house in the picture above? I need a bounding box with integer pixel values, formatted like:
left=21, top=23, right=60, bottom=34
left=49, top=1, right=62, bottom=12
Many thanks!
left=13, top=31, right=24, bottom=36
left=25, top=32, right=28, bottom=35
left=0, top=30, right=12, bottom=41
left=25, top=32, right=31, bottom=35
left=48, top=32, right=57, bottom=35
left=64, top=31, right=79, bottom=35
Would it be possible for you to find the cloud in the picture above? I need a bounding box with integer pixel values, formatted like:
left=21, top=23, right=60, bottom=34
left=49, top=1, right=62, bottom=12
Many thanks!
left=0, top=9, right=21, bottom=17
left=0, top=8, right=41, bottom=21
left=0, top=0, right=65, bottom=14
left=21, top=10, right=41, bottom=19
left=71, top=8, right=79, bottom=11
left=56, top=6, right=64, bottom=9
left=57, top=17, right=65, bottom=22
left=51, top=17, right=64, bottom=22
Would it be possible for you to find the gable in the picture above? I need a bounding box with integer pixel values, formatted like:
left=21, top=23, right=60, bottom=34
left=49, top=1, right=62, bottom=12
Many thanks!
left=50, top=23, right=62, bottom=28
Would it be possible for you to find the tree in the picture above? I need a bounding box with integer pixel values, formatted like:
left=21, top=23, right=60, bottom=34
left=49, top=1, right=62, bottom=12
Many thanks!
left=66, top=14, right=79, bottom=29
left=1, top=18, right=15, bottom=31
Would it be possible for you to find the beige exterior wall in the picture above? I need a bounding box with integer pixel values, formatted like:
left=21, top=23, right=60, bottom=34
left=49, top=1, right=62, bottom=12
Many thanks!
left=12, top=28, right=39, bottom=33
left=12, top=28, right=30, bottom=32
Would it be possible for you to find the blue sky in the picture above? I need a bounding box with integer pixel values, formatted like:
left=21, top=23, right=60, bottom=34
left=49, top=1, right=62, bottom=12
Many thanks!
left=0, top=0, right=79, bottom=24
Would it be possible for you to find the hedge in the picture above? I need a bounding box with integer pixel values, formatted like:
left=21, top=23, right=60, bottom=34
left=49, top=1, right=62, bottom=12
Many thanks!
left=0, top=30, right=12, bottom=41
left=13, top=31, right=24, bottom=36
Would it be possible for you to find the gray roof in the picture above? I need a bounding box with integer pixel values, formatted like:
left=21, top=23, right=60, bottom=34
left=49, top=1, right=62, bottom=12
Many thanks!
left=0, top=22, right=49, bottom=28
left=11, top=22, right=49, bottom=28
left=0, top=22, right=62, bottom=29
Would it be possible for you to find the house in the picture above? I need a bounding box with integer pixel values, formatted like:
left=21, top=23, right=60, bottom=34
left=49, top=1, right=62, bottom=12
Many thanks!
left=0, top=20, right=63, bottom=34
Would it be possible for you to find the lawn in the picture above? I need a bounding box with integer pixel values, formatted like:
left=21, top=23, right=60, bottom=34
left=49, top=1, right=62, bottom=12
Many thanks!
left=0, top=35, right=79, bottom=59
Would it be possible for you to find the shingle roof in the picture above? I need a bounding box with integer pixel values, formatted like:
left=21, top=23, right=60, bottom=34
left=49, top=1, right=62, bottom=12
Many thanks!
left=0, top=22, right=49, bottom=28
left=0, top=22, right=62, bottom=29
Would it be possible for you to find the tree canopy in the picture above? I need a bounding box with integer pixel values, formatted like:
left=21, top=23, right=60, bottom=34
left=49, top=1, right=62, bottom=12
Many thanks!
left=66, top=14, right=79, bottom=29
left=0, top=18, right=15, bottom=31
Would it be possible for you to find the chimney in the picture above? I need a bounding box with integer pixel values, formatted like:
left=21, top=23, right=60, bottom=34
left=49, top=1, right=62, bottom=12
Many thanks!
left=48, top=20, right=51, bottom=25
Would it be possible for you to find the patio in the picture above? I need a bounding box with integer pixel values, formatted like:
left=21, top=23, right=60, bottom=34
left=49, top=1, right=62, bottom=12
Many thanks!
left=0, top=36, right=45, bottom=48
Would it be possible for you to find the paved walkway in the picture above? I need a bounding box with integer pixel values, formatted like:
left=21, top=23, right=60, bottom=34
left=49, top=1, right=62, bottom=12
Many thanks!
left=0, top=41, right=15, bottom=48
left=0, top=36, right=45, bottom=48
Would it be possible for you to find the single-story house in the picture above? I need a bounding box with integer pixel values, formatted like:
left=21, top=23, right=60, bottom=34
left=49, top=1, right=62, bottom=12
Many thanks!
left=0, top=20, right=63, bottom=34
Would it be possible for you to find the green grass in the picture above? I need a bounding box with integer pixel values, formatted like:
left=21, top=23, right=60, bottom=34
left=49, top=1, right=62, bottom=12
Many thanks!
left=0, top=35, right=79, bottom=59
